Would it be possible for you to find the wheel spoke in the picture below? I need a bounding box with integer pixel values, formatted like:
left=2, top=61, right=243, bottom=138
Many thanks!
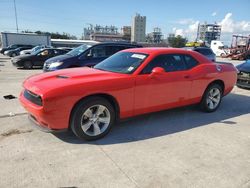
left=208, top=100, right=214, bottom=109
left=213, top=89, right=220, bottom=97
left=81, top=121, right=92, bottom=132
left=98, top=117, right=110, bottom=124
left=211, top=97, right=219, bottom=104
left=96, top=105, right=106, bottom=116
left=93, top=122, right=101, bottom=135
left=84, top=108, right=93, bottom=118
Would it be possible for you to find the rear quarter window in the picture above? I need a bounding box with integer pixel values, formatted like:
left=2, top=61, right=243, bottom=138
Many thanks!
left=184, top=55, right=199, bottom=69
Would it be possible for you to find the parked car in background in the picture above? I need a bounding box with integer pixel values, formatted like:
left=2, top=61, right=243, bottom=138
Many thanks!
left=0, top=44, right=33, bottom=54
left=12, top=48, right=68, bottom=69
left=184, top=47, right=216, bottom=62
left=43, top=42, right=141, bottom=72
left=236, top=59, right=250, bottom=89
left=20, top=48, right=237, bottom=140
left=57, top=47, right=74, bottom=52
left=20, top=45, right=52, bottom=55
left=4, top=46, right=33, bottom=57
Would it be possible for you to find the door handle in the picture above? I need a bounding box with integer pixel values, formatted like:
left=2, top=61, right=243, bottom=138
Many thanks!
left=184, top=75, right=190, bottom=79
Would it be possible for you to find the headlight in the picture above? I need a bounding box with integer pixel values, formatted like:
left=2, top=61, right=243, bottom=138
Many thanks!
left=49, top=62, right=63, bottom=68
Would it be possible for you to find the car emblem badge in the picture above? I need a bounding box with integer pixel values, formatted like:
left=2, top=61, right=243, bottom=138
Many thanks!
left=216, top=65, right=222, bottom=72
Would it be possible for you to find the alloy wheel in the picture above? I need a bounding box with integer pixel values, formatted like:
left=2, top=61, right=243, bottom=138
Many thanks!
left=80, top=105, right=111, bottom=136
left=206, top=88, right=221, bottom=110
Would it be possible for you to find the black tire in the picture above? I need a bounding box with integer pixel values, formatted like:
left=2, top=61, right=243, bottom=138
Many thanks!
left=11, top=53, right=17, bottom=57
left=23, top=61, right=33, bottom=69
left=70, top=97, right=115, bottom=140
left=200, top=83, right=222, bottom=112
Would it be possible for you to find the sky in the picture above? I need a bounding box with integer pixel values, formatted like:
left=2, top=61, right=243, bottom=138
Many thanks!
left=0, top=0, right=249, bottom=45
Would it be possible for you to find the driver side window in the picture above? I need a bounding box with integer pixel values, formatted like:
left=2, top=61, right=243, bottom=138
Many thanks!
left=90, top=46, right=106, bottom=58
left=141, top=54, right=187, bottom=74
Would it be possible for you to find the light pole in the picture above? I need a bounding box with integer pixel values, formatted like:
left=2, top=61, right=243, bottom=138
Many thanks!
left=13, top=0, right=19, bottom=33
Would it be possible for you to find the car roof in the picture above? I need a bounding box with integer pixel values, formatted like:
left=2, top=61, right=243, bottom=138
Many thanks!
left=93, top=42, right=141, bottom=47
left=123, top=47, right=197, bottom=55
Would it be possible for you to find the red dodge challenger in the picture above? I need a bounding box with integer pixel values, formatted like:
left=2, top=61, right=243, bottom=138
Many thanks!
left=20, top=48, right=237, bottom=140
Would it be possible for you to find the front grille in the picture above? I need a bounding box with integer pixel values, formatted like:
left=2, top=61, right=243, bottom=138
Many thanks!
left=238, top=71, right=250, bottom=80
left=24, top=90, right=42, bottom=106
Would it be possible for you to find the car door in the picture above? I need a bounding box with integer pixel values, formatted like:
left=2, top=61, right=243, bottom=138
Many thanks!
left=134, top=54, right=193, bottom=115
left=35, top=49, right=54, bottom=66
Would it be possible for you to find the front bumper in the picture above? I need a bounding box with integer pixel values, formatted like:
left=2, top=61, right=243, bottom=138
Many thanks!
left=19, top=90, right=69, bottom=131
left=11, top=59, right=22, bottom=67
left=237, top=80, right=250, bottom=88
left=237, top=73, right=250, bottom=89
left=28, top=114, right=67, bottom=133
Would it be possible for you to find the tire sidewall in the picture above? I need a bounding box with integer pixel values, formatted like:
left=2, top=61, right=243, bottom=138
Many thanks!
left=71, top=97, right=115, bottom=140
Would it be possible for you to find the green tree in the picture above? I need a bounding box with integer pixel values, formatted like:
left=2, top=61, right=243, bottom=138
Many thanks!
left=22, top=30, right=77, bottom=39
left=168, top=35, right=188, bottom=48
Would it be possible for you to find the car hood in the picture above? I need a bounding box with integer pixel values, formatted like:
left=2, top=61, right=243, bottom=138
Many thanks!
left=236, top=62, right=250, bottom=73
left=23, top=67, right=127, bottom=96
left=21, top=49, right=32, bottom=53
left=45, top=54, right=74, bottom=63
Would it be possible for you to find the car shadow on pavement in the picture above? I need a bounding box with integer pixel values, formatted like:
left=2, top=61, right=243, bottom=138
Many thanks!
left=17, top=67, right=42, bottom=70
left=53, top=93, right=250, bottom=145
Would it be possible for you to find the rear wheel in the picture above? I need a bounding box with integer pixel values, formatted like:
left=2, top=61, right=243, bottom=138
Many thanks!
left=200, top=84, right=222, bottom=112
left=11, top=53, right=17, bottom=57
left=23, top=61, right=33, bottom=69
left=70, top=97, right=115, bottom=140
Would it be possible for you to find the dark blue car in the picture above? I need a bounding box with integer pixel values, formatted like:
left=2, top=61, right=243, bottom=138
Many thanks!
left=43, top=42, right=141, bottom=72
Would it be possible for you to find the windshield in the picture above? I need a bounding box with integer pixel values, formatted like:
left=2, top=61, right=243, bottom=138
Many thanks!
left=31, top=46, right=42, bottom=54
left=67, top=44, right=92, bottom=56
left=94, top=52, right=148, bottom=74
left=33, top=48, right=45, bottom=55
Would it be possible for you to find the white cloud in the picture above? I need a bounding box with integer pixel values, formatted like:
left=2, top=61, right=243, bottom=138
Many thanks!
left=211, top=12, right=217, bottom=17
left=172, top=13, right=250, bottom=43
left=219, top=13, right=250, bottom=33
left=172, top=20, right=199, bottom=40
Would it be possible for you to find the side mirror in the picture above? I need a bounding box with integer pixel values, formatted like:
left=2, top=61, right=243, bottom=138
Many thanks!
left=151, top=67, right=165, bottom=75
left=86, top=53, right=93, bottom=58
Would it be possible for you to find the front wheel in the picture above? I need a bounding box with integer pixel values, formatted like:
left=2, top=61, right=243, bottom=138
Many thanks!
left=23, top=61, right=33, bottom=69
left=200, top=84, right=222, bottom=112
left=70, top=97, right=115, bottom=140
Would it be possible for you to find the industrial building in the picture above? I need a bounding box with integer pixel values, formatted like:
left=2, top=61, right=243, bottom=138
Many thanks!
left=83, top=24, right=123, bottom=42
left=131, top=13, right=146, bottom=43
left=146, top=27, right=163, bottom=43
left=121, top=26, right=131, bottom=41
left=197, top=23, right=221, bottom=44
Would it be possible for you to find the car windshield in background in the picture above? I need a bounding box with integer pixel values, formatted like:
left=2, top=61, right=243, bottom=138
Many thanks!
left=33, top=48, right=44, bottom=55
left=94, top=52, right=148, bottom=74
left=31, top=46, right=41, bottom=54
left=67, top=44, right=92, bottom=56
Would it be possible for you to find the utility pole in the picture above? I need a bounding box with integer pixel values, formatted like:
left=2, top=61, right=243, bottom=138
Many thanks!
left=13, top=0, right=19, bottom=33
